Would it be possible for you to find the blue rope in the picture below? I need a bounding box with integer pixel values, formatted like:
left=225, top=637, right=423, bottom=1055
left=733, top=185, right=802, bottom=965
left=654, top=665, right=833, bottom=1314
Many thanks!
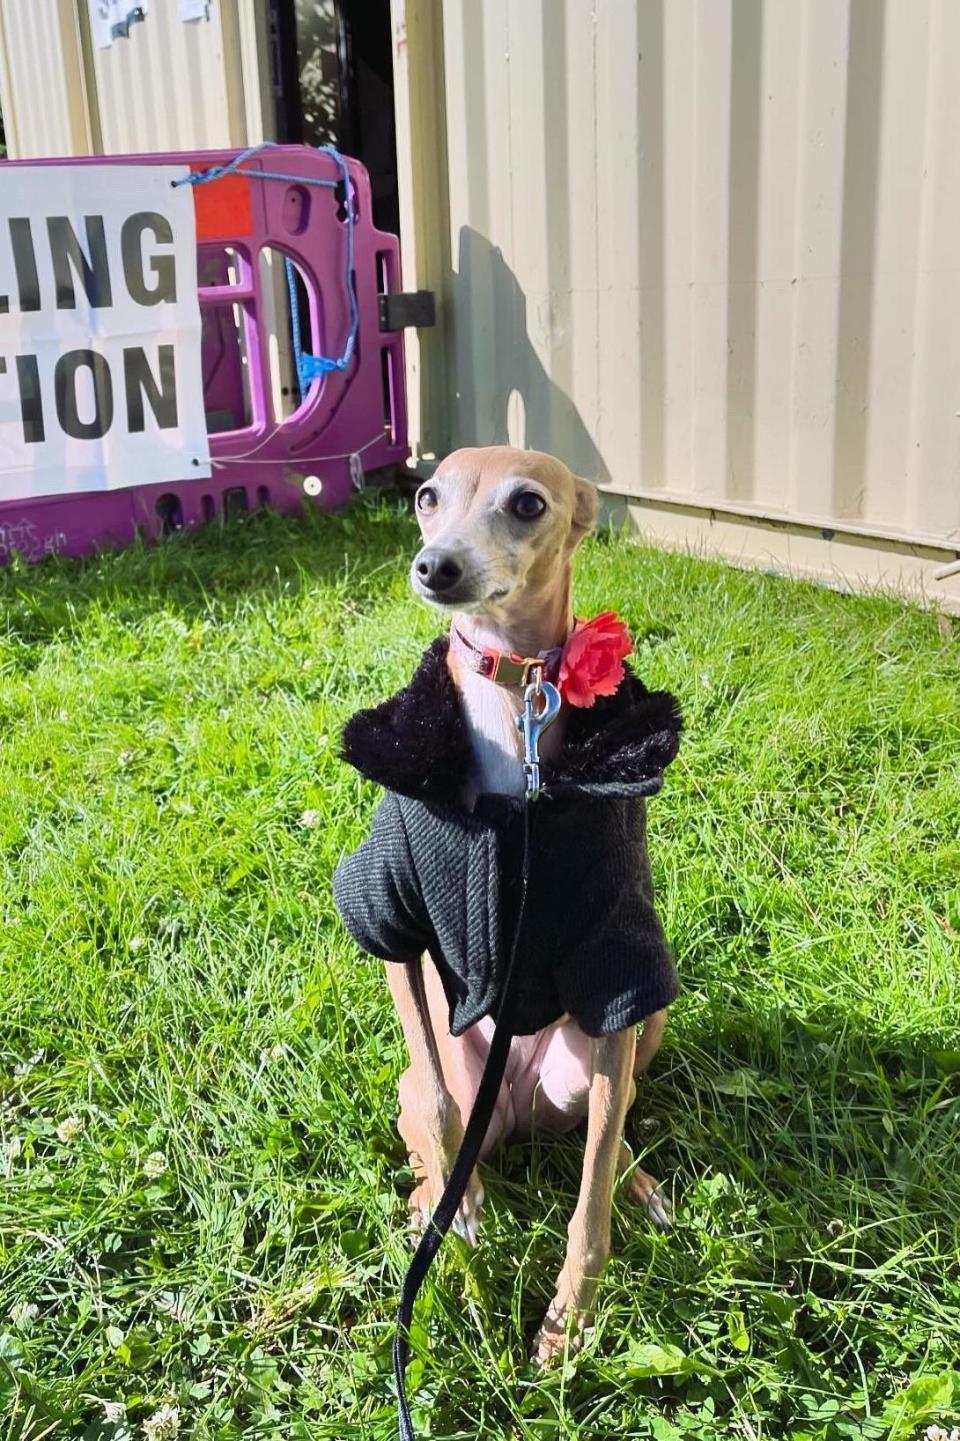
left=284, top=246, right=306, bottom=391
left=175, top=141, right=360, bottom=394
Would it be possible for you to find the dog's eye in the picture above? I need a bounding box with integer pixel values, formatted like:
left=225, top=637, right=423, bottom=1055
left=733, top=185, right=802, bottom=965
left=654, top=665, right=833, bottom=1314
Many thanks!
left=511, top=491, right=547, bottom=521
left=416, top=486, right=439, bottom=514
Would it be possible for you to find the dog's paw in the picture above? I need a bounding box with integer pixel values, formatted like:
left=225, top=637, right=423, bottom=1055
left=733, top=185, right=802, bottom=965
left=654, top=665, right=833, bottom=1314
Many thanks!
left=408, top=1167, right=485, bottom=1247
left=452, top=1169, right=485, bottom=1245
left=626, top=1167, right=673, bottom=1230
left=533, top=1301, right=588, bottom=1368
left=532, top=1252, right=605, bottom=1370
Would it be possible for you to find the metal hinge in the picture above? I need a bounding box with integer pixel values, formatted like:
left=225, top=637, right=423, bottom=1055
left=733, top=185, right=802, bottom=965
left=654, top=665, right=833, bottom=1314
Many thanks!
left=378, top=290, right=436, bottom=332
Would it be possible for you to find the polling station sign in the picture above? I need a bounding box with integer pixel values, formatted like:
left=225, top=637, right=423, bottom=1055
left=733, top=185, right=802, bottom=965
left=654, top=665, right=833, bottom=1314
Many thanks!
left=0, top=164, right=211, bottom=501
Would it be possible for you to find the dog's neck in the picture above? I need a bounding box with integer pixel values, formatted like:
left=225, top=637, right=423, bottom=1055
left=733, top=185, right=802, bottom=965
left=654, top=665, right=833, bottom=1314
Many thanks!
left=454, top=582, right=572, bottom=662
left=447, top=578, right=572, bottom=801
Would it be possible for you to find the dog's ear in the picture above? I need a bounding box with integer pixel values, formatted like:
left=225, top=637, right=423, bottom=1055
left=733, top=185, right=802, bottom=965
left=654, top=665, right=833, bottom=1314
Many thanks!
left=570, top=477, right=599, bottom=545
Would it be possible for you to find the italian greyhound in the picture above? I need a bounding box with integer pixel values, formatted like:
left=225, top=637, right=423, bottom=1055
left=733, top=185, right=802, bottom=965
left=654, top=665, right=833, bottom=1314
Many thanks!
left=389, top=445, right=672, bottom=1363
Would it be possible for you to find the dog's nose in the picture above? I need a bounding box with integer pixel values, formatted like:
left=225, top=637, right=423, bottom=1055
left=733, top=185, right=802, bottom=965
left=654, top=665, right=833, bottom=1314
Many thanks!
left=414, top=548, right=463, bottom=593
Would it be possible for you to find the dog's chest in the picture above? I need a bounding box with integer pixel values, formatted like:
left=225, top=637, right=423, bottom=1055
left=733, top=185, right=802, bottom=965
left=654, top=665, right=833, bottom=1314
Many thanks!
left=457, top=668, right=565, bottom=800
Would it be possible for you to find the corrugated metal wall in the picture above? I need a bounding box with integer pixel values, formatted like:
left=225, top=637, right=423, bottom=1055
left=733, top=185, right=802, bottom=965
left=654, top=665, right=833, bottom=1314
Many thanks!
left=438, top=0, right=960, bottom=561
left=0, top=0, right=94, bottom=156
left=89, top=2, right=246, bottom=154
left=0, top=1, right=254, bottom=160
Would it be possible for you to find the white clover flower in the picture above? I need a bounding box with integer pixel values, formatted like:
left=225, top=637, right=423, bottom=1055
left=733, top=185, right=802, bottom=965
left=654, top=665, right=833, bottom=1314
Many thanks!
left=10, top=1301, right=38, bottom=1328
left=142, top=1403, right=179, bottom=1440
left=129, top=936, right=146, bottom=953
left=826, top=1218, right=844, bottom=1237
left=56, top=1115, right=84, bottom=1143
left=299, top=809, right=320, bottom=829
left=143, top=1151, right=168, bottom=1180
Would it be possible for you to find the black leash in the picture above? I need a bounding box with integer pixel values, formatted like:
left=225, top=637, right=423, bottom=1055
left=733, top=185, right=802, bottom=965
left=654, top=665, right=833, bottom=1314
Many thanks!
left=393, top=800, right=533, bottom=1440
left=392, top=672, right=561, bottom=1438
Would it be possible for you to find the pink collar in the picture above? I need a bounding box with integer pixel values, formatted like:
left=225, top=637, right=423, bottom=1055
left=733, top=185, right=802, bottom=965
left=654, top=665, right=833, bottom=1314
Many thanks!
left=449, top=624, right=565, bottom=687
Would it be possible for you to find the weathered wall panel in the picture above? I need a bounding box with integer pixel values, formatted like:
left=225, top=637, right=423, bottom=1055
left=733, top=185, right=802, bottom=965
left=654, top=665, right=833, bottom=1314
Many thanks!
left=438, top=0, right=960, bottom=567
left=0, top=2, right=262, bottom=161
left=87, top=1, right=247, bottom=155
left=0, top=0, right=93, bottom=158
left=390, top=0, right=454, bottom=458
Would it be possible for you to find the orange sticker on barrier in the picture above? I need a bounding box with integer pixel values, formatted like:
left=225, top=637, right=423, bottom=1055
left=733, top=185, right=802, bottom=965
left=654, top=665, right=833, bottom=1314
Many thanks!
left=191, top=170, right=253, bottom=241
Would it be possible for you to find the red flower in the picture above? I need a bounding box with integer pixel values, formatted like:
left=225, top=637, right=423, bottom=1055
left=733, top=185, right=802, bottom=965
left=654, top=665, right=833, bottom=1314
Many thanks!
left=558, top=611, right=633, bottom=708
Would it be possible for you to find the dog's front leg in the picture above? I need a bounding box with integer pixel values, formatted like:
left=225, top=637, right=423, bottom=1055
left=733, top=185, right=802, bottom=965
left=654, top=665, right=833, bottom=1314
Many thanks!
left=387, top=957, right=484, bottom=1244
left=620, top=1008, right=673, bottom=1228
left=534, top=1027, right=635, bottom=1365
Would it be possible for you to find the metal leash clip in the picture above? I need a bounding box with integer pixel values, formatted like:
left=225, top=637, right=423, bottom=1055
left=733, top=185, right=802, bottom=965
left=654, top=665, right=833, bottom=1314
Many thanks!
left=516, top=664, right=561, bottom=801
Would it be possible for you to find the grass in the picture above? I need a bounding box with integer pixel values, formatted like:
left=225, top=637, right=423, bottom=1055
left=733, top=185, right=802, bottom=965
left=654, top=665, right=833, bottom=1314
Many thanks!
left=0, top=494, right=958, bottom=1441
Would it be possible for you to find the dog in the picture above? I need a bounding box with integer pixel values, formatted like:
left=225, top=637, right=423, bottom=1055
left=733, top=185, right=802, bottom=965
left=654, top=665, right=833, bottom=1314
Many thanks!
left=334, top=446, right=681, bottom=1362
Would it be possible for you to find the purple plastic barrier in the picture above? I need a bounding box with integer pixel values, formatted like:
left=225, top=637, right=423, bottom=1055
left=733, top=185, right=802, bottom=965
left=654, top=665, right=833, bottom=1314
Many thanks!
left=0, top=145, right=408, bottom=563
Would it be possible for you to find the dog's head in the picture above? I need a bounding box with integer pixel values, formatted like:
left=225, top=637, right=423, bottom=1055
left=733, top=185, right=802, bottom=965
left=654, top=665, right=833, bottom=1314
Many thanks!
left=410, top=446, right=599, bottom=617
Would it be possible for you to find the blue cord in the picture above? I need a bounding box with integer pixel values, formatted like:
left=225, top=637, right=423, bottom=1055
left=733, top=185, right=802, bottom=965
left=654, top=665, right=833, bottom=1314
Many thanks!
left=175, top=141, right=360, bottom=396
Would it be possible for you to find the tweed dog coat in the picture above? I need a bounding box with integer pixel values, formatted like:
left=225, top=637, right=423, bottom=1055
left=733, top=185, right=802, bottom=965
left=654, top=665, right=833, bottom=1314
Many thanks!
left=333, top=638, right=682, bottom=1038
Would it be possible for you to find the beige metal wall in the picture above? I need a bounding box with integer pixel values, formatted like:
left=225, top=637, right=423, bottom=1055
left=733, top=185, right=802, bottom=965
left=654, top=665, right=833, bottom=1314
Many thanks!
left=0, top=1, right=94, bottom=156
left=0, top=1, right=268, bottom=159
left=87, top=2, right=247, bottom=154
left=433, top=0, right=960, bottom=608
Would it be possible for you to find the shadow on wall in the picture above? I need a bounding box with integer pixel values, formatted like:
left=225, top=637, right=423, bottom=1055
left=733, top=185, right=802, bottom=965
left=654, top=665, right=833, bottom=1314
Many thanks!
left=450, top=226, right=612, bottom=486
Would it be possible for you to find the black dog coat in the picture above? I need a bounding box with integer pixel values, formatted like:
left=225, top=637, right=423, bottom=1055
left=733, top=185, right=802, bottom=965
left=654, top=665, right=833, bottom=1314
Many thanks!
left=333, top=638, right=682, bottom=1038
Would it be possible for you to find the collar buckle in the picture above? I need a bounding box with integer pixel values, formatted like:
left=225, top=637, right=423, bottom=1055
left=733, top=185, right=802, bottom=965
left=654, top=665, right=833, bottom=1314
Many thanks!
left=451, top=625, right=562, bottom=688
left=488, top=651, right=542, bottom=687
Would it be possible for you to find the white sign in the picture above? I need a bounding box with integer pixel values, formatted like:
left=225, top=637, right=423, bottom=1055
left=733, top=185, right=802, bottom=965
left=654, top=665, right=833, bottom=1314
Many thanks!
left=0, top=164, right=211, bottom=503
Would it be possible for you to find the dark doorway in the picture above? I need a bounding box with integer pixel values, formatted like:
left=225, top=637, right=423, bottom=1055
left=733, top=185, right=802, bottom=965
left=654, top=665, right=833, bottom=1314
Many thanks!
left=266, top=0, right=400, bottom=236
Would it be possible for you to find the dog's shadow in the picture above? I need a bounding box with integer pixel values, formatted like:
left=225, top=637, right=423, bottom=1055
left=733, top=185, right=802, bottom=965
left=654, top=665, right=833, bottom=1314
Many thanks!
left=432, top=226, right=614, bottom=488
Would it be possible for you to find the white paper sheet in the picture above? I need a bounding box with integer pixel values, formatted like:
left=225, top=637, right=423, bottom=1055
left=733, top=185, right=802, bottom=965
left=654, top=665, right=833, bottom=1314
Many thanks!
left=88, top=2, right=148, bottom=50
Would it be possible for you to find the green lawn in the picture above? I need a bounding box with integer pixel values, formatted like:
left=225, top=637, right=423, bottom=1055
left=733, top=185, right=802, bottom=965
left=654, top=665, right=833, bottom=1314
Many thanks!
left=1, top=496, right=958, bottom=1441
